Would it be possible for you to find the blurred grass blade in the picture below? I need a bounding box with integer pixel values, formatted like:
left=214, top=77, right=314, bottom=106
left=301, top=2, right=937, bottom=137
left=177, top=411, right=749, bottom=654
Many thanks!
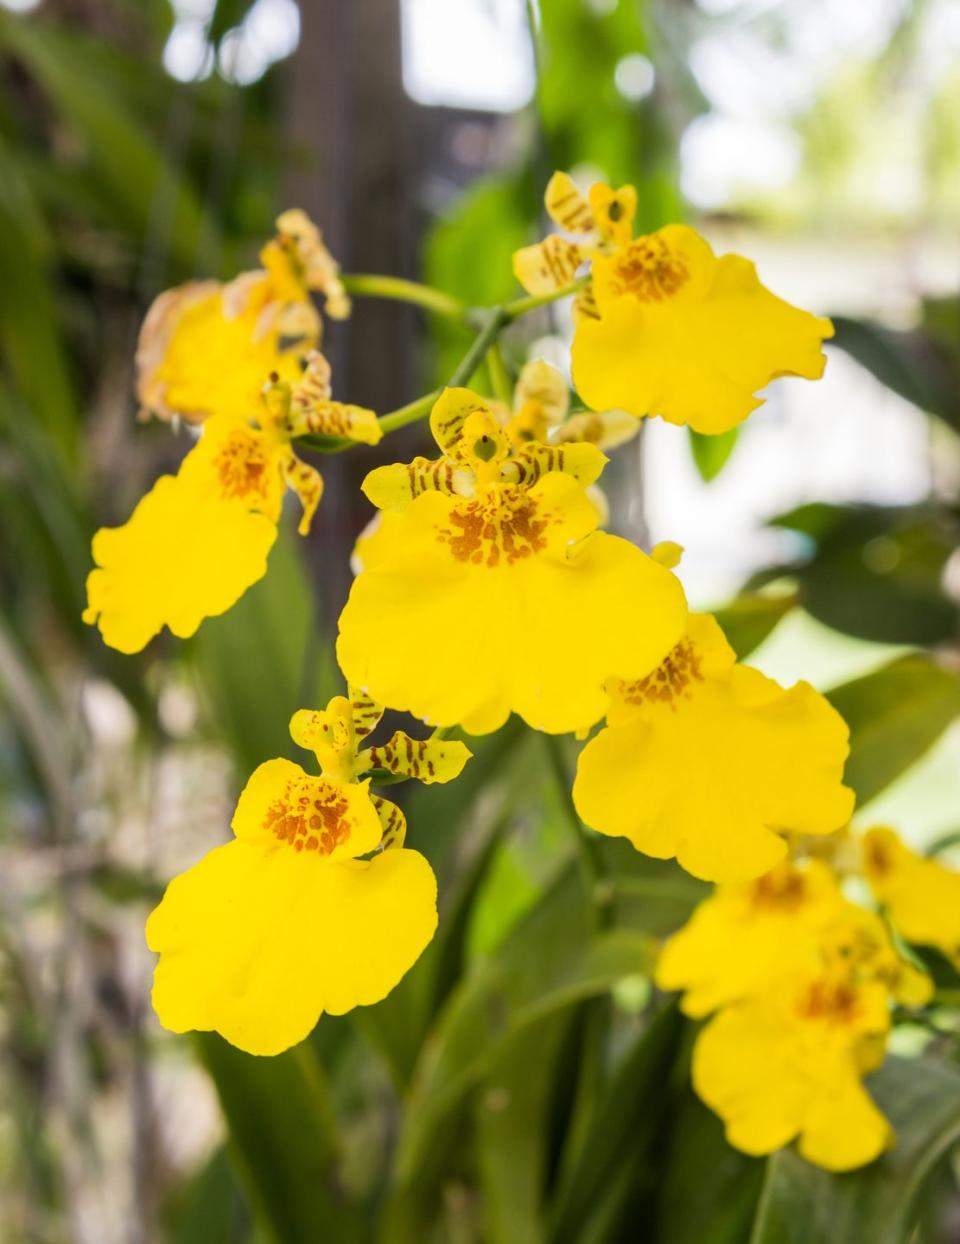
left=393, top=865, right=654, bottom=1185
left=826, top=655, right=960, bottom=806
left=0, top=11, right=208, bottom=271
left=712, top=592, right=798, bottom=660
left=749, top=1057, right=960, bottom=1244
left=476, top=1011, right=578, bottom=1244
left=193, top=528, right=334, bottom=774
left=689, top=427, right=739, bottom=482
left=196, top=1035, right=364, bottom=1243
left=545, top=1004, right=683, bottom=1244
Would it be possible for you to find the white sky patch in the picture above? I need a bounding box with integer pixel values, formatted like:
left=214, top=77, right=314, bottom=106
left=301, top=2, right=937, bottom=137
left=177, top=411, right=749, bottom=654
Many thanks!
left=401, top=0, right=535, bottom=112
left=680, top=114, right=801, bottom=210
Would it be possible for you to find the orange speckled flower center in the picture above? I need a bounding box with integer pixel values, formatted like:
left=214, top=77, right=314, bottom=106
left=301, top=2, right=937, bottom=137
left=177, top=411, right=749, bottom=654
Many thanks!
left=750, top=869, right=808, bottom=913
left=611, top=237, right=689, bottom=302
left=264, top=779, right=352, bottom=855
left=619, top=639, right=703, bottom=709
left=214, top=429, right=271, bottom=502
left=797, top=979, right=861, bottom=1026
left=436, top=486, right=553, bottom=568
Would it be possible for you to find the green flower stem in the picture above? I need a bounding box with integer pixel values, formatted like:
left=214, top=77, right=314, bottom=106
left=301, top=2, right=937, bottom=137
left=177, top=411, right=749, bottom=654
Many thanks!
left=448, top=307, right=508, bottom=387
left=340, top=274, right=467, bottom=320
left=377, top=390, right=442, bottom=435
left=501, top=276, right=588, bottom=321
left=486, top=340, right=514, bottom=404
left=541, top=732, right=610, bottom=931
left=296, top=283, right=572, bottom=455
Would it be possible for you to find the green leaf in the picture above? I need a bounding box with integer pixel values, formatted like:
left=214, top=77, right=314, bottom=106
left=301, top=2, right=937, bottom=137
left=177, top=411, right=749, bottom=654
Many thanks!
left=769, top=503, right=957, bottom=645
left=392, top=866, right=654, bottom=1187
left=546, top=1004, right=685, bottom=1244
left=476, top=1010, right=578, bottom=1244
left=830, top=315, right=960, bottom=432
left=749, top=1057, right=960, bottom=1244
left=689, top=427, right=739, bottom=482
left=826, top=655, right=960, bottom=806
left=0, top=13, right=208, bottom=273
left=712, top=592, right=798, bottom=660
left=195, top=1035, right=364, bottom=1244
left=193, top=527, right=335, bottom=776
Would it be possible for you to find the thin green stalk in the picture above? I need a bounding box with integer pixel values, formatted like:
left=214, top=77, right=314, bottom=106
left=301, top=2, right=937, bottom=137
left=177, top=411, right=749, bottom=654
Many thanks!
left=486, top=340, right=513, bottom=404
left=295, top=306, right=509, bottom=454
left=501, top=276, right=588, bottom=321
left=448, top=307, right=508, bottom=387
left=541, top=732, right=609, bottom=930
left=341, top=273, right=466, bottom=320
left=378, top=390, right=441, bottom=435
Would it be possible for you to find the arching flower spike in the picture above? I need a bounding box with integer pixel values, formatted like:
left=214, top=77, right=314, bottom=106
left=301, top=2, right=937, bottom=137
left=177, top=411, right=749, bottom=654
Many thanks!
left=337, top=386, right=687, bottom=735
left=572, top=612, right=854, bottom=881
left=146, top=690, right=470, bottom=1056
left=513, top=171, right=833, bottom=434
left=137, top=208, right=350, bottom=425
left=84, top=353, right=379, bottom=653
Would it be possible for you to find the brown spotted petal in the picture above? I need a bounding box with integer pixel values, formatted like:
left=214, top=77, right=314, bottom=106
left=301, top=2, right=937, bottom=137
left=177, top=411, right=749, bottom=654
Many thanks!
left=500, top=441, right=607, bottom=489
left=349, top=686, right=384, bottom=742
left=372, top=794, right=407, bottom=850
left=362, top=731, right=472, bottom=785
left=362, top=456, right=474, bottom=511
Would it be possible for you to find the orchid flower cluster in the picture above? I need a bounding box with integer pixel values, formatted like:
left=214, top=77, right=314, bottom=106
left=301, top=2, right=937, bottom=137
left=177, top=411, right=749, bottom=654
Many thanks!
left=85, top=175, right=960, bottom=1173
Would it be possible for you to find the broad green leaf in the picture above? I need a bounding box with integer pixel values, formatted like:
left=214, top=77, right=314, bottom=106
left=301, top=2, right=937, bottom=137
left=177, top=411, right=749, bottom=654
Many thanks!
left=712, top=592, right=798, bottom=660
left=164, top=1144, right=256, bottom=1244
left=195, top=1035, right=364, bottom=1244
left=830, top=314, right=960, bottom=432
left=769, top=503, right=956, bottom=645
left=689, top=427, right=739, bottom=482
left=827, top=655, right=960, bottom=806
left=749, top=1056, right=960, bottom=1244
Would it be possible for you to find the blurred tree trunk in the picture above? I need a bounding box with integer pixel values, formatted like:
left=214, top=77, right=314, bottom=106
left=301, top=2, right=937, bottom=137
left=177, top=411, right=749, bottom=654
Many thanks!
left=285, top=0, right=416, bottom=626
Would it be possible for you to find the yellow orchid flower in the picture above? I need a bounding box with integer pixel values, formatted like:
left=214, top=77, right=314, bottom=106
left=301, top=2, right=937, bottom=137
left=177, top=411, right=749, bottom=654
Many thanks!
left=863, top=826, right=960, bottom=969
left=336, top=385, right=687, bottom=736
left=84, top=352, right=379, bottom=653
left=690, top=895, right=930, bottom=1171
left=572, top=612, right=854, bottom=881
left=146, top=690, right=470, bottom=1056
left=513, top=171, right=833, bottom=435
left=137, top=208, right=350, bottom=425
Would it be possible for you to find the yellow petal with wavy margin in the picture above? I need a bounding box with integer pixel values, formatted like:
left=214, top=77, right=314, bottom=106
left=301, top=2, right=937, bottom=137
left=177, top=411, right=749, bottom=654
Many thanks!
left=574, top=228, right=832, bottom=434
left=146, top=838, right=436, bottom=1055
left=338, top=475, right=686, bottom=735
left=83, top=474, right=277, bottom=654
left=574, top=662, right=853, bottom=882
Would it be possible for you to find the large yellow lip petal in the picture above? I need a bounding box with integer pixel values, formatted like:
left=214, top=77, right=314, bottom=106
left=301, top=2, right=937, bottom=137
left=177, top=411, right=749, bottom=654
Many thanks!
left=146, top=838, right=437, bottom=1056
left=573, top=665, right=853, bottom=882
left=337, top=479, right=686, bottom=736
left=692, top=992, right=892, bottom=1170
left=83, top=473, right=277, bottom=654
left=573, top=233, right=832, bottom=435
